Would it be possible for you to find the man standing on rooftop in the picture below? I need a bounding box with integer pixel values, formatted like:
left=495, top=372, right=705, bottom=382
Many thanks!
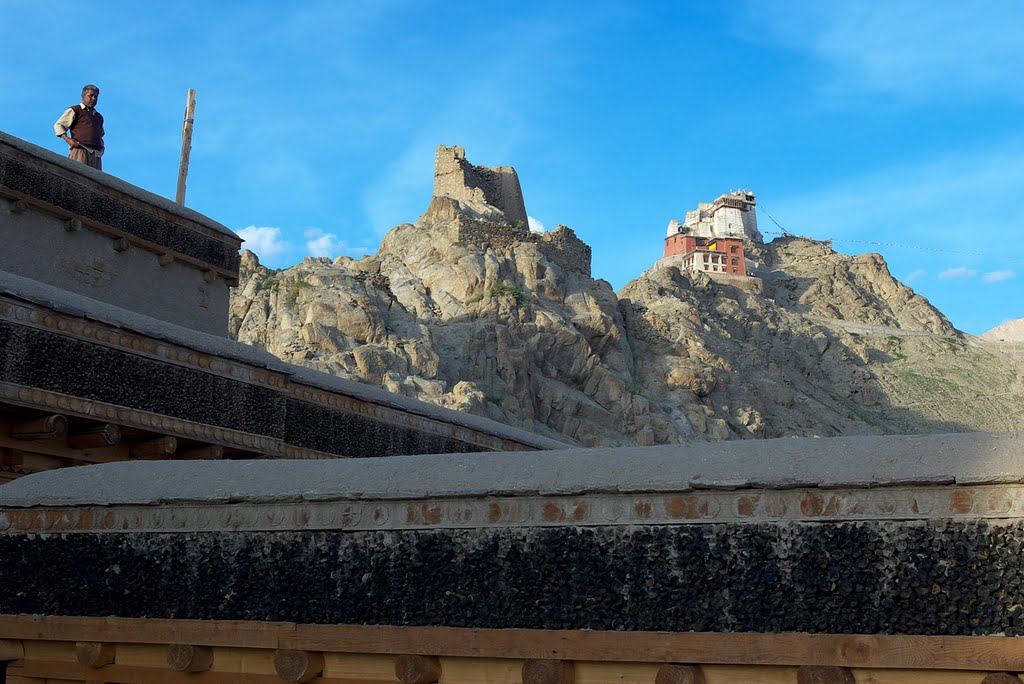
left=54, top=84, right=104, bottom=171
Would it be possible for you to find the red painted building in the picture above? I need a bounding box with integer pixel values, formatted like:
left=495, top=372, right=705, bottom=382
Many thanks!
left=663, top=234, right=746, bottom=276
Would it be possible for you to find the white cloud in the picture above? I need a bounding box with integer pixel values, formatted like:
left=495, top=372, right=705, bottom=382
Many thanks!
left=983, top=269, right=1016, bottom=284
left=939, top=267, right=977, bottom=281
left=903, top=269, right=926, bottom=284
left=304, top=227, right=369, bottom=259
left=237, top=226, right=291, bottom=260
left=528, top=216, right=546, bottom=233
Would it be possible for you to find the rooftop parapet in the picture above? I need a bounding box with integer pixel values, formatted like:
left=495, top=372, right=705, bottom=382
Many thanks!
left=0, top=270, right=566, bottom=481
left=0, top=130, right=241, bottom=336
left=1, top=432, right=1023, bottom=638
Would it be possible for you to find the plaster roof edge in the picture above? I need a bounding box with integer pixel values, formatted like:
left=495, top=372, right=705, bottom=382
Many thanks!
left=0, top=432, right=1019, bottom=509
left=0, top=271, right=569, bottom=451
left=0, top=130, right=239, bottom=242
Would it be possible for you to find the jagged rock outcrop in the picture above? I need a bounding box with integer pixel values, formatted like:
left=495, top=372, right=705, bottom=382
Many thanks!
left=230, top=149, right=1024, bottom=446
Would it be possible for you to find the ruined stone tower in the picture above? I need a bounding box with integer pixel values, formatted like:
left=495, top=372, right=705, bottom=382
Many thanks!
left=432, top=145, right=529, bottom=228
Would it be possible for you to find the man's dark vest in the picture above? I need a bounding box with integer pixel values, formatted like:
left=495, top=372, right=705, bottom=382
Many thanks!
left=69, top=105, right=104, bottom=148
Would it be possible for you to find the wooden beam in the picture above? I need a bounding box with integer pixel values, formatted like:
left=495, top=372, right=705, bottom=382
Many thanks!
left=1, top=616, right=1023, bottom=672
left=176, top=89, right=197, bottom=206
left=9, top=415, right=67, bottom=441
left=129, top=436, right=177, bottom=459
left=8, top=452, right=73, bottom=472
left=0, top=638, right=23, bottom=661
left=0, top=448, right=21, bottom=466
left=9, top=660, right=342, bottom=684
left=0, top=435, right=131, bottom=465
left=69, top=424, right=122, bottom=449
left=179, top=445, right=224, bottom=460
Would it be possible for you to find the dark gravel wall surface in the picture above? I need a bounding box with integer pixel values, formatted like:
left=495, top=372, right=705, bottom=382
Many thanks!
left=2, top=521, right=1022, bottom=635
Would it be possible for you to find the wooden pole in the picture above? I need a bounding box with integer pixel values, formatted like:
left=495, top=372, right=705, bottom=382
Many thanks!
left=175, top=88, right=196, bottom=205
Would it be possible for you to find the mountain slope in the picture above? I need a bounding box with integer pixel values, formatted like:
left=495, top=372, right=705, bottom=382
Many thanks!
left=230, top=150, right=1024, bottom=446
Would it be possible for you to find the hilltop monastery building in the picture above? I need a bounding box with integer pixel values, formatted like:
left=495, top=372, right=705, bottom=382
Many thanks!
left=661, top=190, right=760, bottom=276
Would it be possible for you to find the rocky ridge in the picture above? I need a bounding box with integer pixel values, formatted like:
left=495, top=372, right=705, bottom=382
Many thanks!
left=981, top=318, right=1024, bottom=343
left=230, top=148, right=1024, bottom=446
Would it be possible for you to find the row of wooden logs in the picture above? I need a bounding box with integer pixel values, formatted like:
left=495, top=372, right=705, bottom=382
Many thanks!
left=8, top=199, right=223, bottom=280
left=49, top=642, right=1024, bottom=684
left=1, top=413, right=224, bottom=462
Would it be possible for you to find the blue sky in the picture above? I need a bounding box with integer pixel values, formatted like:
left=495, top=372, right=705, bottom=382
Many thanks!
left=3, top=1, right=1021, bottom=335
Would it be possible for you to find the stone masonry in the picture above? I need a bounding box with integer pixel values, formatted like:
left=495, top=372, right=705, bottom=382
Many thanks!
left=433, top=145, right=529, bottom=229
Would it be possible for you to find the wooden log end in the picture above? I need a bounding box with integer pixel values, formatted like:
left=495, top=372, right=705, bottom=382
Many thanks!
left=655, top=663, right=705, bottom=684
left=159, top=253, right=175, bottom=266
left=274, top=649, right=324, bottom=683
left=203, top=269, right=217, bottom=283
left=75, top=641, right=115, bottom=668
left=64, top=218, right=82, bottom=232
left=129, top=436, right=177, bottom=459
left=522, top=659, right=575, bottom=684
left=113, top=237, right=130, bottom=252
left=10, top=200, right=28, bottom=214
left=69, top=423, right=122, bottom=449
left=796, top=665, right=856, bottom=684
left=10, top=414, right=68, bottom=441
left=981, top=674, right=1024, bottom=684
left=0, top=638, right=24, bottom=661
left=394, top=654, right=442, bottom=684
left=167, top=643, right=214, bottom=672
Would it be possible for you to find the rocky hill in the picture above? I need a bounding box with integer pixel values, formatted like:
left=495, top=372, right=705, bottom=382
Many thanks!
left=230, top=147, right=1024, bottom=447
left=981, top=318, right=1024, bottom=343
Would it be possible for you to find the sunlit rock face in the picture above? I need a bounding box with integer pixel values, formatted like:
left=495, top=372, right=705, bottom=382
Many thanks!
left=230, top=148, right=1024, bottom=446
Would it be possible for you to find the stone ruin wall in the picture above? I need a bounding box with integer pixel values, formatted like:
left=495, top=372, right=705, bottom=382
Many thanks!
left=426, top=148, right=591, bottom=277
left=444, top=218, right=591, bottom=277
left=535, top=225, right=592, bottom=277
left=433, top=145, right=529, bottom=229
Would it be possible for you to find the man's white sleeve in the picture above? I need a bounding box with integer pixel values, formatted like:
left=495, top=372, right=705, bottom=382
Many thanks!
left=53, top=107, right=75, bottom=136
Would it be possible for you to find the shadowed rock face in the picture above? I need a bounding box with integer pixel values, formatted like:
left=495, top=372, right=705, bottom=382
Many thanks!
left=229, top=152, right=1024, bottom=447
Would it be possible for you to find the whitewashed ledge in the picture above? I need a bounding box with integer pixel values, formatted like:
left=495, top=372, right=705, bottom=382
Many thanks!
left=0, top=431, right=1019, bottom=508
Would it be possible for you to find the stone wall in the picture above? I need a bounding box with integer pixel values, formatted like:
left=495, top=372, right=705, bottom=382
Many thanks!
left=433, top=145, right=529, bottom=228
left=0, top=131, right=240, bottom=337
left=536, top=225, right=592, bottom=277
left=423, top=197, right=591, bottom=276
